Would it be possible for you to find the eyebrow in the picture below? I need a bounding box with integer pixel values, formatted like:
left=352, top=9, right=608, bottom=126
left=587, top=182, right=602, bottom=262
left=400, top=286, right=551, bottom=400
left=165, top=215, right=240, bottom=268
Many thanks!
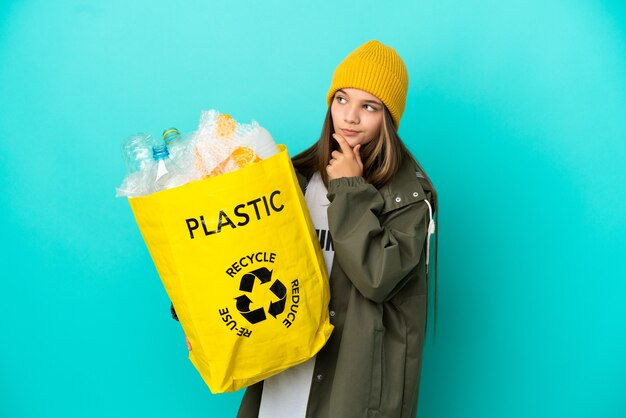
left=336, top=89, right=383, bottom=106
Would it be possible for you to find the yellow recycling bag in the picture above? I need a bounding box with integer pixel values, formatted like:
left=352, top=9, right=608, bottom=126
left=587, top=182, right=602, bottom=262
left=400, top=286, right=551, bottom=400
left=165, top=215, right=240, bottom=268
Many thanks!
left=128, top=145, right=334, bottom=393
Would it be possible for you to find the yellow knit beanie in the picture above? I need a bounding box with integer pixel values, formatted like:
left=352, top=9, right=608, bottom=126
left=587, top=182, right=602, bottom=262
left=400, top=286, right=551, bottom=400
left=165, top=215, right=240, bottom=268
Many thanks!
left=326, top=40, right=409, bottom=128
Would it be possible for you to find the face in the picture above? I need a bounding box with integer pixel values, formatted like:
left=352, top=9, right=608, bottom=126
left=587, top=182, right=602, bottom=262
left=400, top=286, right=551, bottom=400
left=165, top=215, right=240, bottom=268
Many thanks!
left=330, top=88, right=384, bottom=148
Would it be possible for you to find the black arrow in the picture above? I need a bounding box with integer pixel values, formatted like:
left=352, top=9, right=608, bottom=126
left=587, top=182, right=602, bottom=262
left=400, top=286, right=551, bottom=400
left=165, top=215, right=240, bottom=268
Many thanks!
left=269, top=279, right=286, bottom=298
left=239, top=274, right=257, bottom=292
left=268, top=279, right=287, bottom=318
left=250, top=267, right=273, bottom=284
left=241, top=308, right=266, bottom=324
left=235, top=294, right=267, bottom=324
left=239, top=268, right=274, bottom=292
left=235, top=295, right=253, bottom=312
left=268, top=298, right=286, bottom=318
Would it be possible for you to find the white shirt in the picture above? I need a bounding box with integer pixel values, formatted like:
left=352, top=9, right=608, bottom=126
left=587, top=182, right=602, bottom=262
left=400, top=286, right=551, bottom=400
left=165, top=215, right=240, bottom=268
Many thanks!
left=258, top=172, right=334, bottom=418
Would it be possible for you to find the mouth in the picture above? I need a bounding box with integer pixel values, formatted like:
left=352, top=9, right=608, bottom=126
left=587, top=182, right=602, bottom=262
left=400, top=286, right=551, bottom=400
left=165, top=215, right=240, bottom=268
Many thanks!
left=340, top=128, right=361, bottom=137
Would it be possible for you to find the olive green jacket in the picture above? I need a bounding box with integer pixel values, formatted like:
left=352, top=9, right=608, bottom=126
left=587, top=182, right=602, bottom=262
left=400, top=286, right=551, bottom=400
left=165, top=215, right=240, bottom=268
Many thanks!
left=237, top=155, right=433, bottom=418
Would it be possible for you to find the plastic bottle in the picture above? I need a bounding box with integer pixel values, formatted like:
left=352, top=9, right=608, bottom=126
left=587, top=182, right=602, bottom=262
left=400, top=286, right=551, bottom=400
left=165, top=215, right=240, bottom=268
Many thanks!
left=249, top=124, right=279, bottom=159
left=162, top=128, right=185, bottom=160
left=117, top=133, right=156, bottom=197
left=122, top=133, right=155, bottom=174
left=233, top=121, right=277, bottom=159
left=162, top=128, right=181, bottom=146
left=150, top=144, right=185, bottom=193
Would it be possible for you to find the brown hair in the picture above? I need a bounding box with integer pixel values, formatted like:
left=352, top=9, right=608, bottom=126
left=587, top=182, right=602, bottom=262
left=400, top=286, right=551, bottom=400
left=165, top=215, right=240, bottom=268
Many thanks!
left=292, top=105, right=440, bottom=336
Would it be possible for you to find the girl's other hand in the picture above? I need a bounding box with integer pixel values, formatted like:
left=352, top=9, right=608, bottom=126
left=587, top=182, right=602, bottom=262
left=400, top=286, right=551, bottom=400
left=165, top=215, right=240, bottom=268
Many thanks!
left=327, top=133, right=364, bottom=180
left=185, top=335, right=192, bottom=351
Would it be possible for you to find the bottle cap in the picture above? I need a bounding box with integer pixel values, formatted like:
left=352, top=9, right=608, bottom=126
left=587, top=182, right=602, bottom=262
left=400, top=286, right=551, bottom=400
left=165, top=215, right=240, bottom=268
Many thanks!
left=152, top=144, right=170, bottom=160
left=162, top=128, right=181, bottom=145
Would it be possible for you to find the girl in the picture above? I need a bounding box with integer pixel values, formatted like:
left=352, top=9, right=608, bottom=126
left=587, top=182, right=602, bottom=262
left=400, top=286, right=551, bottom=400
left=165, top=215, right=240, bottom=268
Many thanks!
left=237, top=40, right=438, bottom=418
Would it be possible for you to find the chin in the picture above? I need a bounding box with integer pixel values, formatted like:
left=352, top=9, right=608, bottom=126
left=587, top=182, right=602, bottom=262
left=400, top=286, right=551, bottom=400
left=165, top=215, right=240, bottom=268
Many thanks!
left=346, top=138, right=362, bottom=148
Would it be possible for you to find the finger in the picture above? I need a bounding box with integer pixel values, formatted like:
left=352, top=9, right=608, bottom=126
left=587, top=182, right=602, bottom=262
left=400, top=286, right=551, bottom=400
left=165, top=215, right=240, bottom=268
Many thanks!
left=332, top=133, right=354, bottom=155
left=353, top=144, right=363, bottom=168
left=331, top=150, right=342, bottom=159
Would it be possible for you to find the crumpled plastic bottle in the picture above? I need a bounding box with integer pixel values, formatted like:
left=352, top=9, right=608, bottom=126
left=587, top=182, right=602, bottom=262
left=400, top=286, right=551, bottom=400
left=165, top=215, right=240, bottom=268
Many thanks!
left=116, top=133, right=157, bottom=197
left=122, top=132, right=155, bottom=174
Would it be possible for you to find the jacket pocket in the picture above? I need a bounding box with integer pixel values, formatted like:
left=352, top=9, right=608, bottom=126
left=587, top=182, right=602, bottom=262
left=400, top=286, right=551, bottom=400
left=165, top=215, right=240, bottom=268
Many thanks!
left=367, top=327, right=385, bottom=415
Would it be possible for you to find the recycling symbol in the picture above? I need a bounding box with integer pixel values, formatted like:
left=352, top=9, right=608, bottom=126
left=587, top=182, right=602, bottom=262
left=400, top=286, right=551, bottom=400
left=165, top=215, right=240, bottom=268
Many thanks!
left=235, top=267, right=286, bottom=324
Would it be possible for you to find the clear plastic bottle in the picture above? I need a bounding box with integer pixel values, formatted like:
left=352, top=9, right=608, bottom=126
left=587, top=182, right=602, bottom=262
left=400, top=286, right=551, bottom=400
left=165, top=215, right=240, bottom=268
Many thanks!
left=122, top=133, right=155, bottom=174
left=117, top=133, right=156, bottom=197
left=252, top=125, right=279, bottom=159
left=149, top=144, right=185, bottom=193
left=162, top=128, right=185, bottom=160
left=162, top=128, right=181, bottom=146
left=237, top=122, right=279, bottom=159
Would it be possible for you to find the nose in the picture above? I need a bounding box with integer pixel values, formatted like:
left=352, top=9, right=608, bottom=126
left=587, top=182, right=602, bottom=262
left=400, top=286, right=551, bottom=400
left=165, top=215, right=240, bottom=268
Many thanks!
left=344, top=104, right=359, bottom=125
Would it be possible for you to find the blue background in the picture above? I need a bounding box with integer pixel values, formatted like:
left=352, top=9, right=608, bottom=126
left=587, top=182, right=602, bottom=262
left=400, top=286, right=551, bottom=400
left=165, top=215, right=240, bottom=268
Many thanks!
left=1, top=1, right=625, bottom=417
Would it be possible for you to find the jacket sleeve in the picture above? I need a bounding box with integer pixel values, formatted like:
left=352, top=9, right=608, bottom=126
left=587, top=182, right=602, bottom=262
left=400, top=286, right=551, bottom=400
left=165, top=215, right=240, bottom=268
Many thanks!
left=327, top=176, right=428, bottom=303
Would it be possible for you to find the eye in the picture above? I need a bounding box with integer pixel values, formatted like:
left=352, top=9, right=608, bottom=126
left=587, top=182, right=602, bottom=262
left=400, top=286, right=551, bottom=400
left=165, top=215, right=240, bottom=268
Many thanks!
left=335, top=96, right=346, bottom=104
left=364, top=104, right=378, bottom=111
